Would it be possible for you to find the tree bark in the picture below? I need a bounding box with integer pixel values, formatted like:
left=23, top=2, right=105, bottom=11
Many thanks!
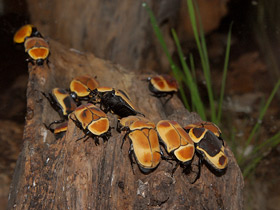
left=7, top=39, right=243, bottom=210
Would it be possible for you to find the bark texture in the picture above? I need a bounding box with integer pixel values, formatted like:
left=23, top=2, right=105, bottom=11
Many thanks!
left=7, top=39, right=243, bottom=210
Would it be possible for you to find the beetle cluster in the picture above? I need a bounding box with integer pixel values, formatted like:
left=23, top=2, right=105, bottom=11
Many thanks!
left=117, top=115, right=228, bottom=182
left=41, top=74, right=147, bottom=144
left=41, top=72, right=227, bottom=182
left=14, top=24, right=228, bottom=182
left=13, top=24, right=50, bottom=65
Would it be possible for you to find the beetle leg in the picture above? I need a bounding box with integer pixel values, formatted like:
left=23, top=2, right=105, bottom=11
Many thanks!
left=70, top=116, right=90, bottom=142
left=218, top=136, right=225, bottom=146
left=75, top=135, right=87, bottom=142
left=191, top=157, right=202, bottom=184
left=41, top=91, right=65, bottom=119
left=128, top=144, right=135, bottom=175
left=136, top=111, right=145, bottom=117
left=161, top=155, right=176, bottom=165
left=103, top=130, right=111, bottom=142
left=69, top=115, right=82, bottom=130
left=87, top=88, right=99, bottom=104
left=43, top=123, right=54, bottom=133
left=41, top=91, right=53, bottom=105
left=149, top=93, right=159, bottom=98
left=83, top=136, right=90, bottom=142
left=159, top=150, right=175, bottom=165
left=99, top=102, right=109, bottom=113
left=121, top=132, right=129, bottom=149
left=163, top=94, right=173, bottom=106
left=45, top=57, right=50, bottom=68
left=76, top=131, right=93, bottom=143
left=93, top=136, right=100, bottom=145
left=116, top=121, right=123, bottom=133
left=171, top=162, right=180, bottom=177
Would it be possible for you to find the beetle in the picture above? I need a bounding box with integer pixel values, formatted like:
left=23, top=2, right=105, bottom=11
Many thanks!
left=44, top=121, right=68, bottom=140
left=42, top=88, right=77, bottom=123
left=69, top=75, right=99, bottom=102
left=42, top=88, right=77, bottom=139
left=117, top=115, right=153, bottom=132
left=118, top=117, right=161, bottom=173
left=24, top=37, right=50, bottom=65
left=184, top=121, right=222, bottom=139
left=13, top=24, right=42, bottom=44
left=147, top=75, right=179, bottom=103
left=71, top=103, right=111, bottom=144
left=90, top=87, right=144, bottom=118
left=156, top=120, right=195, bottom=174
left=187, top=126, right=228, bottom=182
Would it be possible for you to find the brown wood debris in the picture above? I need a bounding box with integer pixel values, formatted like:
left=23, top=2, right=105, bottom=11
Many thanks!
left=7, top=39, right=243, bottom=210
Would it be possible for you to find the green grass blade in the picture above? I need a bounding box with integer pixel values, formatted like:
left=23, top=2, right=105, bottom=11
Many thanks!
left=245, top=78, right=280, bottom=148
left=189, top=53, right=196, bottom=82
left=243, top=132, right=280, bottom=178
left=142, top=3, right=173, bottom=66
left=171, top=28, right=206, bottom=119
left=238, top=78, right=280, bottom=164
left=217, top=23, right=233, bottom=123
left=187, top=0, right=216, bottom=122
left=143, top=2, right=190, bottom=110
left=250, top=131, right=280, bottom=158
left=179, top=87, right=191, bottom=110
left=243, top=155, right=263, bottom=178
left=189, top=53, right=197, bottom=110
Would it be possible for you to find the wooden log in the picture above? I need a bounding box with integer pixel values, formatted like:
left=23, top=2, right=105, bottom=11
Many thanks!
left=7, top=40, right=243, bottom=210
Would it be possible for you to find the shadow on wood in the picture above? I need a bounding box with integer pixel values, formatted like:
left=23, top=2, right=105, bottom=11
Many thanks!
left=7, top=40, right=244, bottom=210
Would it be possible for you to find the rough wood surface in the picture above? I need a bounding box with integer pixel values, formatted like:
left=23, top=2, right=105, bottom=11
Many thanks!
left=7, top=40, right=243, bottom=210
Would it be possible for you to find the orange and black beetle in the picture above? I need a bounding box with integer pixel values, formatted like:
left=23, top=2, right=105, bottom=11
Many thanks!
left=117, top=115, right=153, bottom=132
left=24, top=37, right=49, bottom=65
left=71, top=103, right=111, bottom=144
left=44, top=121, right=68, bottom=140
left=90, top=87, right=143, bottom=118
left=69, top=75, right=99, bottom=102
left=43, top=88, right=77, bottom=120
left=118, top=116, right=161, bottom=173
left=185, top=125, right=228, bottom=183
left=156, top=120, right=195, bottom=173
left=13, top=24, right=42, bottom=44
left=187, top=127, right=228, bottom=171
left=147, top=75, right=178, bottom=102
left=43, top=88, right=77, bottom=138
left=184, top=121, right=222, bottom=139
